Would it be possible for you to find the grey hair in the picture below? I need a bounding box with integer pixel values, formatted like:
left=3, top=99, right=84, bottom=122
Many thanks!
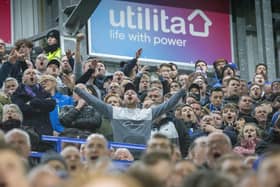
left=208, top=132, right=232, bottom=149
left=2, top=104, right=23, bottom=122
left=86, top=133, right=108, bottom=147
left=5, top=128, right=31, bottom=147
left=2, top=77, right=18, bottom=90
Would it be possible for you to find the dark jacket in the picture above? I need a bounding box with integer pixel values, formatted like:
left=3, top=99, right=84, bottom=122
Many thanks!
left=0, top=60, right=29, bottom=87
left=173, top=118, right=191, bottom=157
left=59, top=104, right=102, bottom=132
left=11, top=84, right=56, bottom=135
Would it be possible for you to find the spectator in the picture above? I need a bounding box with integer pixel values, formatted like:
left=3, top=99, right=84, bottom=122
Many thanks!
left=249, top=84, right=264, bottom=104
left=141, top=151, right=173, bottom=186
left=0, top=143, right=29, bottom=187
left=5, top=128, right=31, bottom=159
left=212, top=58, right=228, bottom=87
left=113, top=148, right=134, bottom=161
left=233, top=123, right=260, bottom=156
left=255, top=63, right=267, bottom=81
left=61, top=146, right=84, bottom=176
left=0, top=38, right=7, bottom=66
left=34, top=53, right=48, bottom=77
left=205, top=87, right=223, bottom=112
left=39, top=74, right=74, bottom=135
left=238, top=95, right=255, bottom=123
left=146, top=133, right=173, bottom=156
left=73, top=82, right=185, bottom=144
left=182, top=170, right=234, bottom=187
left=188, top=136, right=208, bottom=166
left=257, top=147, right=280, bottom=187
left=59, top=83, right=101, bottom=137
left=216, top=153, right=249, bottom=182
left=44, top=30, right=61, bottom=61
left=83, top=133, right=110, bottom=169
left=206, top=132, right=232, bottom=169
left=28, top=165, right=63, bottom=187
left=223, top=77, right=241, bottom=105
left=0, top=39, right=33, bottom=87
left=11, top=68, right=56, bottom=136
left=253, top=104, right=270, bottom=135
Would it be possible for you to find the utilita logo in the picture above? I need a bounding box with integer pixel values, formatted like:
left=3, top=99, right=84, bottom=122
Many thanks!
left=109, top=6, right=212, bottom=37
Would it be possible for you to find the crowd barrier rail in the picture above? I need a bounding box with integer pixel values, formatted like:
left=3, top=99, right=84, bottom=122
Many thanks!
left=31, top=135, right=146, bottom=158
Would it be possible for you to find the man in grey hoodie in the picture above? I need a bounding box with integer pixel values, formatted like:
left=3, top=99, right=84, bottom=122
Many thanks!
left=74, top=83, right=186, bottom=144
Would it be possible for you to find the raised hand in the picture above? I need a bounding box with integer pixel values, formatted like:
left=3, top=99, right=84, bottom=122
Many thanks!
left=135, top=48, right=142, bottom=59
left=76, top=32, right=85, bottom=42
left=65, top=49, right=75, bottom=59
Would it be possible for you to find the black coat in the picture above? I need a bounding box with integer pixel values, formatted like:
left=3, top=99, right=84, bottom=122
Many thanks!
left=11, top=84, right=56, bottom=135
left=59, top=104, right=102, bottom=132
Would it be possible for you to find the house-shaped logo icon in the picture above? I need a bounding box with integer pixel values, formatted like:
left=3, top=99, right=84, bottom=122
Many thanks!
left=187, top=9, right=212, bottom=37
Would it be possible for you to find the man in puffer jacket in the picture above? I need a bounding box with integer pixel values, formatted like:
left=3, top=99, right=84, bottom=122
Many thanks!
left=59, top=84, right=102, bottom=135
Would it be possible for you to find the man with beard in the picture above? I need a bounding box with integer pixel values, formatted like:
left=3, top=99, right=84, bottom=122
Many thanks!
left=74, top=82, right=185, bottom=144
left=205, top=132, right=232, bottom=169
left=211, top=58, right=228, bottom=87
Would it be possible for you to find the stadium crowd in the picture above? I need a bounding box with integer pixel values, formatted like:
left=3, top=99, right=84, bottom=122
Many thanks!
left=0, top=29, right=279, bottom=187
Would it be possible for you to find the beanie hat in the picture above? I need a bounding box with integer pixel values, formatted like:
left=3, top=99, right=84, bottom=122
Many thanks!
left=40, top=151, right=67, bottom=170
left=47, top=30, right=60, bottom=41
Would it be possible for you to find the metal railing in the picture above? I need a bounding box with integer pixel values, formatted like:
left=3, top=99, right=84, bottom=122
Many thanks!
left=30, top=135, right=146, bottom=158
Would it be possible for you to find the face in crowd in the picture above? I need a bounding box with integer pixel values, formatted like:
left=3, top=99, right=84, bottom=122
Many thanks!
left=226, top=79, right=241, bottom=97
left=206, top=132, right=232, bottom=168
left=222, top=106, right=237, bottom=125
left=258, top=151, right=280, bottom=187
left=22, top=69, right=37, bottom=86
left=123, top=90, right=139, bottom=107
left=181, top=105, right=197, bottom=123
left=84, top=134, right=109, bottom=165
left=0, top=147, right=28, bottom=187
left=189, top=136, right=208, bottom=166
left=61, top=146, right=83, bottom=174
left=242, top=124, right=257, bottom=141
left=35, top=54, right=48, bottom=72
left=210, top=90, right=223, bottom=107
left=146, top=135, right=172, bottom=156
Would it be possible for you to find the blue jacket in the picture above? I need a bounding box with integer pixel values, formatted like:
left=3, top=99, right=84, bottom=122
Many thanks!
left=50, top=92, right=74, bottom=132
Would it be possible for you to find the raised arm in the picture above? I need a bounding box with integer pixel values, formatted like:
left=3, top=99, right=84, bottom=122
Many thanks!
left=74, top=87, right=113, bottom=119
left=74, top=33, right=84, bottom=80
left=152, top=89, right=186, bottom=120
